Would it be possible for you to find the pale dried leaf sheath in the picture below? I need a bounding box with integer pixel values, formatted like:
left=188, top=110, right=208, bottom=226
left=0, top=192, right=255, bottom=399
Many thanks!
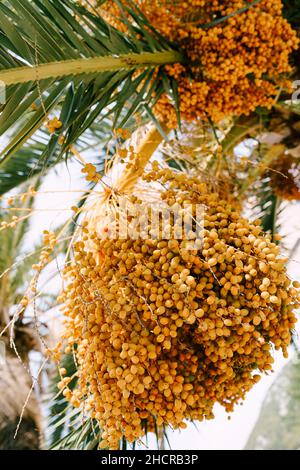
left=116, top=124, right=169, bottom=193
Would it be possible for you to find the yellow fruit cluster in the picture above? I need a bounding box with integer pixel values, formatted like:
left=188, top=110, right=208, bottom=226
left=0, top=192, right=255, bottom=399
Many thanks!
left=45, top=117, right=62, bottom=134
left=81, top=163, right=102, bottom=183
left=269, top=154, right=300, bottom=201
left=54, top=165, right=299, bottom=449
left=100, top=0, right=298, bottom=125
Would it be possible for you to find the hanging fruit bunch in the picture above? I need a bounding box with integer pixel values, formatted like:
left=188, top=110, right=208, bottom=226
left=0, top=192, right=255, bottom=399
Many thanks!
left=99, top=0, right=298, bottom=126
left=50, top=125, right=299, bottom=449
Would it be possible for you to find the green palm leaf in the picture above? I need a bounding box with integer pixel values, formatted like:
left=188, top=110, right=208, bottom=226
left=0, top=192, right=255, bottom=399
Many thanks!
left=0, top=0, right=182, bottom=180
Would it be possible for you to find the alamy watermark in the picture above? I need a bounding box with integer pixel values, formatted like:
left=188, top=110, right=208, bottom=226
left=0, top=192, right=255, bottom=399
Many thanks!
left=95, top=200, right=205, bottom=250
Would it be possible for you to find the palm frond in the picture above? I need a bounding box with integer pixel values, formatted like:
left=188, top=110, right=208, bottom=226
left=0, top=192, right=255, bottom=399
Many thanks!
left=0, top=114, right=118, bottom=195
left=254, top=178, right=280, bottom=239
left=0, top=0, right=182, bottom=173
left=0, top=181, right=37, bottom=273
left=283, top=0, right=300, bottom=29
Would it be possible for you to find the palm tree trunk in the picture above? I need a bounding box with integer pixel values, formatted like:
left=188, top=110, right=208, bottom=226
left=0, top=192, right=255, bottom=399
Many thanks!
left=0, top=352, right=42, bottom=450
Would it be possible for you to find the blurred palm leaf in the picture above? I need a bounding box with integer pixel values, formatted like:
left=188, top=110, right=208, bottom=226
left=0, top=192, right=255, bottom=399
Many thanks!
left=0, top=181, right=39, bottom=304
left=254, top=179, right=280, bottom=239
left=283, top=0, right=300, bottom=28
left=245, top=354, right=300, bottom=450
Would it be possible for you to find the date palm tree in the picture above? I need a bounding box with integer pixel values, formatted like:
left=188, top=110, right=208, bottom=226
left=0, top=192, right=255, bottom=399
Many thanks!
left=0, top=0, right=300, bottom=451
